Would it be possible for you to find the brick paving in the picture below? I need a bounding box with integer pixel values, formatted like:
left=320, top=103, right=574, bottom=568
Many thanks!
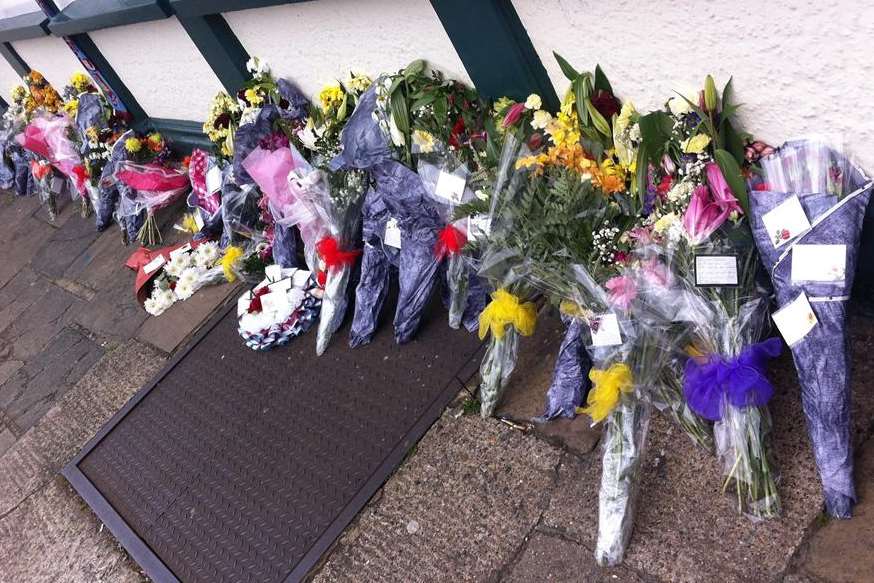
left=0, top=187, right=872, bottom=582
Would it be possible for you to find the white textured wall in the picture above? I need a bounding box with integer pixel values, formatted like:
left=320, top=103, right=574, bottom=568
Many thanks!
left=514, top=0, right=874, bottom=170
left=10, top=35, right=83, bottom=90
left=225, top=0, right=470, bottom=101
left=90, top=17, right=224, bottom=121
left=0, top=59, right=23, bottom=102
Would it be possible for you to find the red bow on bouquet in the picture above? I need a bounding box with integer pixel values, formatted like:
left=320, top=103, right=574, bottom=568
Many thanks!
left=433, top=224, right=467, bottom=260
left=315, top=236, right=362, bottom=286
left=247, top=286, right=271, bottom=314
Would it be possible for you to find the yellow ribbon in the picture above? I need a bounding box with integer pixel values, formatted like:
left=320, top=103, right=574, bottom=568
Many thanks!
left=478, top=288, right=537, bottom=340
left=577, top=363, right=634, bottom=423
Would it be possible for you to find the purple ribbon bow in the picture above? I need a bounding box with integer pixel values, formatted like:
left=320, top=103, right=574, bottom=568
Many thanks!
left=683, top=337, right=783, bottom=421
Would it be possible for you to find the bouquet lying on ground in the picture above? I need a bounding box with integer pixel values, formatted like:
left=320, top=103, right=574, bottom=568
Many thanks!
left=637, top=76, right=783, bottom=519
left=750, top=139, right=873, bottom=517
left=142, top=241, right=229, bottom=316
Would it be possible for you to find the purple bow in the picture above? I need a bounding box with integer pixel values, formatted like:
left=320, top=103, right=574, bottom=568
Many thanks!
left=683, top=337, right=783, bottom=421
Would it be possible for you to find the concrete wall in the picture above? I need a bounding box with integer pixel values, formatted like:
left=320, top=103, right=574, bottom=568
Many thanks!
left=224, top=0, right=469, bottom=101
left=10, top=35, right=83, bottom=93
left=89, top=17, right=224, bottom=121
left=513, top=0, right=874, bottom=169
left=0, top=60, right=23, bottom=102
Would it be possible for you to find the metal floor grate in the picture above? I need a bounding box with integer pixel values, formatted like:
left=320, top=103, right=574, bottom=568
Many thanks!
left=64, top=296, right=484, bottom=583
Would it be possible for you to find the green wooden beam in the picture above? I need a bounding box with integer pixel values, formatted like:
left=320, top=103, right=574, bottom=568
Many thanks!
left=170, top=0, right=312, bottom=18
left=173, top=10, right=249, bottom=95
left=0, top=42, right=29, bottom=77
left=148, top=118, right=211, bottom=153
left=0, top=10, right=49, bottom=42
left=48, top=0, right=171, bottom=36
left=430, top=0, right=558, bottom=111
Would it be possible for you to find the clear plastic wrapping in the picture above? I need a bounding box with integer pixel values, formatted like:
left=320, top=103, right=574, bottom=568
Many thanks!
left=115, top=161, right=190, bottom=245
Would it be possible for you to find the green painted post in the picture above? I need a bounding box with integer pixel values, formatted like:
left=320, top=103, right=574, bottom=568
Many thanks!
left=430, top=0, right=558, bottom=110
left=173, top=12, right=249, bottom=96
left=0, top=42, right=29, bottom=77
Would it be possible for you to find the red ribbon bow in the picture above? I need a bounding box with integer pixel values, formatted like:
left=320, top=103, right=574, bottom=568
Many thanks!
left=247, top=286, right=271, bottom=314
left=316, top=236, right=362, bottom=286
left=434, top=224, right=467, bottom=260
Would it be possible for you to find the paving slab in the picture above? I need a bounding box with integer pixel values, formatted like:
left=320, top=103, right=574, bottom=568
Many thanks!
left=62, top=223, right=135, bottom=292
left=0, top=281, right=83, bottom=361
left=0, top=214, right=49, bottom=289
left=498, top=309, right=601, bottom=455
left=73, top=275, right=149, bottom=344
left=504, top=530, right=645, bottom=582
left=30, top=208, right=102, bottom=280
left=0, top=266, right=52, bottom=333
left=312, top=414, right=562, bottom=582
left=0, top=339, right=164, bottom=517
left=0, top=476, right=144, bottom=583
left=0, top=326, right=104, bottom=434
left=0, top=427, right=15, bottom=457
left=135, top=281, right=239, bottom=354
left=793, top=439, right=874, bottom=583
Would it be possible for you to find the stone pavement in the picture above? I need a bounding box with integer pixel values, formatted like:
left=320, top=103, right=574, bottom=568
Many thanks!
left=1, top=187, right=873, bottom=582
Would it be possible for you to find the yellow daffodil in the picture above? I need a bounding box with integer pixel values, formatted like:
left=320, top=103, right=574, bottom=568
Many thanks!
left=682, top=133, right=711, bottom=154
left=124, top=137, right=142, bottom=153
left=346, top=73, right=372, bottom=94
left=318, top=84, right=344, bottom=110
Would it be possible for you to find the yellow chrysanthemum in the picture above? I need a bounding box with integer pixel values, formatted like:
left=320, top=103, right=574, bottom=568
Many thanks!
left=63, top=99, right=78, bottom=115
left=180, top=213, right=200, bottom=234
left=221, top=246, right=244, bottom=282
left=244, top=88, right=263, bottom=106
left=318, top=84, right=344, bottom=110
left=124, top=137, right=142, bottom=153
left=70, top=71, right=90, bottom=91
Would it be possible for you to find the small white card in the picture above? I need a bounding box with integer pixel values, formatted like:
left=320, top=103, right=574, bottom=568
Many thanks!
left=143, top=255, right=165, bottom=274
left=264, top=264, right=283, bottom=282
left=695, top=255, right=739, bottom=286
left=467, top=214, right=491, bottom=241
left=206, top=165, right=223, bottom=194
left=259, top=290, right=290, bottom=313
left=434, top=171, right=466, bottom=204
left=268, top=277, right=292, bottom=293
left=761, top=196, right=811, bottom=248
left=590, top=313, right=623, bottom=347
left=791, top=244, right=846, bottom=283
left=194, top=212, right=205, bottom=231
left=291, top=269, right=312, bottom=288
left=50, top=176, right=65, bottom=194
left=772, top=292, right=817, bottom=346
left=169, top=244, right=191, bottom=260
left=384, top=217, right=402, bottom=249
left=237, top=293, right=252, bottom=317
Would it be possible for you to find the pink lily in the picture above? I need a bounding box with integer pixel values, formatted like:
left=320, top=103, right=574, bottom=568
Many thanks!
left=682, top=163, right=742, bottom=244
left=501, top=102, right=526, bottom=128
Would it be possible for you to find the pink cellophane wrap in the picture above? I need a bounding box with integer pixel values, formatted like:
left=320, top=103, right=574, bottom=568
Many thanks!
left=16, top=114, right=87, bottom=194
left=243, top=145, right=326, bottom=264
left=115, top=161, right=190, bottom=213
left=188, top=148, right=221, bottom=215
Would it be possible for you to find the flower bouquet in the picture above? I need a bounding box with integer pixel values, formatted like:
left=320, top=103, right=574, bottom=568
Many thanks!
left=115, top=152, right=190, bottom=246
left=237, top=266, right=321, bottom=351
left=330, top=72, right=444, bottom=346
left=750, top=139, right=873, bottom=517
left=186, top=148, right=226, bottom=241
left=638, top=76, right=783, bottom=518
left=142, top=241, right=227, bottom=316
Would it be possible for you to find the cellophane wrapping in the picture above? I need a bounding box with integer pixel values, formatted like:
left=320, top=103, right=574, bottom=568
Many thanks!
left=115, top=161, right=190, bottom=245
left=750, top=139, right=873, bottom=517
left=295, top=165, right=367, bottom=355
left=667, top=236, right=782, bottom=519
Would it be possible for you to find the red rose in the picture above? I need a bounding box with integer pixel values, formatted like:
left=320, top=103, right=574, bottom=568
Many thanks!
left=527, top=132, right=543, bottom=150
left=781, top=229, right=790, bottom=240
left=591, top=90, right=620, bottom=119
